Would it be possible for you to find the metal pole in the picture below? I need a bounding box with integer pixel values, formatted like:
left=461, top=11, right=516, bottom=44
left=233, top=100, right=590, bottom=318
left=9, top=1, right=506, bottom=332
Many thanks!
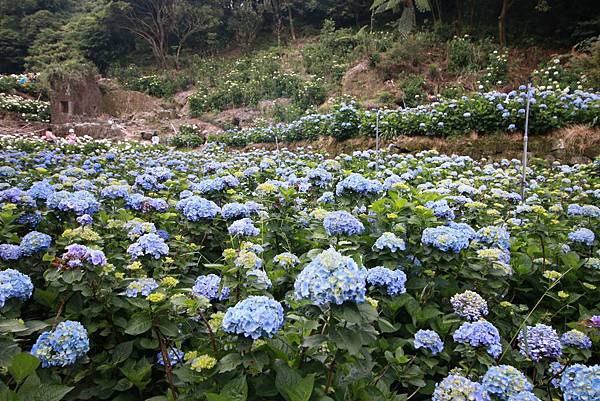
left=375, top=109, right=381, bottom=169
left=521, top=84, right=532, bottom=201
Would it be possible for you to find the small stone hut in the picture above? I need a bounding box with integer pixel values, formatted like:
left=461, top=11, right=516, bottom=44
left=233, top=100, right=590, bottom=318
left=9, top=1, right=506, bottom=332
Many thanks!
left=50, top=74, right=102, bottom=124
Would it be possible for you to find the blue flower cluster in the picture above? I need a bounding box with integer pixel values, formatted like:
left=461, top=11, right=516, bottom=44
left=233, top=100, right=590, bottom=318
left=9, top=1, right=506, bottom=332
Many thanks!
left=433, top=374, right=491, bottom=401
left=61, top=244, right=107, bottom=268
left=294, top=248, right=367, bottom=305
left=421, top=226, right=471, bottom=253
left=414, top=329, right=444, bottom=355
left=125, top=220, right=157, bottom=240
left=568, top=228, right=595, bottom=246
left=482, top=365, right=533, bottom=400
left=156, top=348, right=184, bottom=366
left=47, top=190, right=100, bottom=215
left=76, top=214, right=93, bottom=225
left=373, top=232, right=406, bottom=252
left=307, top=167, right=333, bottom=187
left=366, top=266, right=407, bottom=296
left=517, top=324, right=562, bottom=361
left=507, top=392, right=541, bottom=401
left=19, top=231, right=52, bottom=256
left=335, top=173, right=381, bottom=196
left=425, top=199, right=455, bottom=220
left=453, top=320, right=502, bottom=358
left=31, top=320, right=90, bottom=367
left=221, top=202, right=250, bottom=220
left=567, top=204, right=600, bottom=218
left=227, top=218, right=260, bottom=237
left=450, top=290, right=489, bottom=321
left=476, top=226, right=510, bottom=250
left=126, top=194, right=168, bottom=213
left=0, top=269, right=33, bottom=308
left=192, top=274, right=230, bottom=301
left=560, top=329, right=592, bottom=350
left=222, top=295, right=284, bottom=339
left=126, top=278, right=159, bottom=297
left=559, top=364, right=600, bottom=401
left=27, top=179, right=54, bottom=200
left=176, top=196, right=220, bottom=221
left=323, top=211, right=364, bottom=236
left=101, top=184, right=130, bottom=199
left=273, top=252, right=300, bottom=269
left=127, top=233, right=169, bottom=259
left=0, top=187, right=35, bottom=206
left=0, top=244, right=22, bottom=261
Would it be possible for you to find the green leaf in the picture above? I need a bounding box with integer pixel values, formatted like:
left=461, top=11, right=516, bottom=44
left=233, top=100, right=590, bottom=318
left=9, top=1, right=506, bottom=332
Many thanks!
left=112, top=341, right=134, bottom=364
left=274, top=361, right=314, bottom=401
left=8, top=353, right=40, bottom=384
left=125, top=313, right=152, bottom=335
left=28, top=385, right=73, bottom=401
left=217, top=353, right=242, bottom=373
left=206, top=375, right=247, bottom=401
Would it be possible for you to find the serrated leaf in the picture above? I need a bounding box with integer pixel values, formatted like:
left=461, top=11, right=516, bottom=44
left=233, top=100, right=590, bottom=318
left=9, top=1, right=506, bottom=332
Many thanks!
left=8, top=353, right=40, bottom=384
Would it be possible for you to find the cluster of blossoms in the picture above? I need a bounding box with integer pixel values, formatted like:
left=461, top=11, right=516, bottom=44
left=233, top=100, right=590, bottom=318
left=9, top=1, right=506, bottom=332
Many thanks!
left=273, top=252, right=300, bottom=269
left=228, top=218, right=260, bottom=237
left=560, top=329, right=592, bottom=350
left=568, top=228, right=595, bottom=246
left=323, top=211, right=364, bottom=236
left=432, top=374, right=490, bottom=401
left=481, top=365, right=533, bottom=400
left=31, top=321, right=90, bottom=367
left=127, top=233, right=169, bottom=259
left=475, top=226, right=510, bottom=250
left=47, top=190, right=100, bottom=215
left=372, top=232, right=406, bottom=252
left=61, top=244, right=107, bottom=268
left=453, top=320, right=502, bottom=358
left=0, top=244, right=23, bottom=261
left=450, top=290, right=489, bottom=321
left=335, top=173, right=381, bottom=196
left=421, top=226, right=471, bottom=253
left=517, top=324, right=562, bottom=361
left=507, top=392, right=541, bottom=401
left=425, top=199, right=455, bottom=220
left=126, top=278, right=159, bottom=297
left=192, top=274, right=230, bottom=301
left=567, top=204, right=600, bottom=217
left=366, top=266, right=407, bottom=296
left=414, top=329, right=444, bottom=355
left=0, top=269, right=33, bottom=308
left=559, top=364, right=600, bottom=401
left=19, top=231, right=52, bottom=256
left=176, top=196, right=220, bottom=221
left=221, top=202, right=250, bottom=220
left=156, top=348, right=184, bottom=366
left=222, top=296, right=284, bottom=339
left=294, top=248, right=367, bottom=305
left=125, top=220, right=157, bottom=240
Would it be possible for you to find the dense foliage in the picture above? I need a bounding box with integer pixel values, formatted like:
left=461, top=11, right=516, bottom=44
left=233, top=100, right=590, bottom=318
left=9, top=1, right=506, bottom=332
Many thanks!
left=0, top=136, right=599, bottom=401
left=209, top=87, right=600, bottom=146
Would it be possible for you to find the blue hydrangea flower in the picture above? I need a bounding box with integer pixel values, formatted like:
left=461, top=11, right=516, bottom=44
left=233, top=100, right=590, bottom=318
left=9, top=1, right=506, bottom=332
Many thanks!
left=47, top=190, right=100, bottom=215
left=482, top=365, right=533, bottom=400
left=228, top=218, right=260, bottom=237
left=425, top=199, right=455, bottom=220
left=221, top=203, right=250, bottom=220
left=373, top=232, right=406, bottom=252
left=31, top=321, right=90, bottom=367
left=273, top=252, right=300, bottom=269
left=421, top=226, right=471, bottom=253
left=568, top=228, right=595, bottom=246
left=246, top=269, right=272, bottom=289
left=323, top=211, right=364, bottom=236
left=101, top=184, right=130, bottom=199
left=0, top=187, right=35, bottom=207
left=222, top=296, right=284, bottom=339
left=507, top=392, right=541, bottom=401
left=559, top=364, right=600, bottom=401
left=561, top=330, right=592, bottom=350
left=0, top=269, right=33, bottom=308
left=176, top=196, right=220, bottom=221
left=433, top=374, right=491, bottom=401
left=453, top=320, right=502, bottom=358
left=294, top=248, right=367, bottom=305
left=192, top=274, right=229, bottom=301
left=447, top=222, right=477, bottom=241
left=307, top=168, right=333, bottom=187
left=450, top=290, right=489, bottom=321
left=19, top=231, right=52, bottom=256
left=127, top=233, right=169, bottom=259
left=366, top=266, right=407, bottom=296
left=518, top=324, right=562, bottom=361
left=0, top=244, right=23, bottom=261
left=126, top=278, right=159, bottom=297
left=414, top=329, right=444, bottom=355
left=317, top=191, right=335, bottom=204
left=125, top=220, right=157, bottom=240
left=27, top=180, right=55, bottom=200
left=476, top=226, right=511, bottom=250
left=156, top=348, right=184, bottom=366
left=335, top=173, right=382, bottom=196
left=76, top=214, right=93, bottom=226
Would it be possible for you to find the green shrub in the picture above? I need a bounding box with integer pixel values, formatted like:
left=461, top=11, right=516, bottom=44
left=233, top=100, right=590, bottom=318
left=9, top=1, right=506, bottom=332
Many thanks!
left=399, top=74, right=426, bottom=107
left=447, top=34, right=479, bottom=72
left=169, top=124, right=204, bottom=148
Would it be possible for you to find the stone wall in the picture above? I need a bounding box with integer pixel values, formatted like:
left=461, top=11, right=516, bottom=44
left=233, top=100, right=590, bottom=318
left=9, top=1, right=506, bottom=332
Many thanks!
left=50, top=75, right=102, bottom=124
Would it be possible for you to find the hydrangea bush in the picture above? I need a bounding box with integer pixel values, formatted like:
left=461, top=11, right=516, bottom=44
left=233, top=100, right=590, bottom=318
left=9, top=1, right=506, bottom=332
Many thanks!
left=0, top=137, right=598, bottom=401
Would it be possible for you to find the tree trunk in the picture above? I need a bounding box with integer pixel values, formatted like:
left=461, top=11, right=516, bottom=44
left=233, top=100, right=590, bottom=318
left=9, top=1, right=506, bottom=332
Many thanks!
left=498, top=0, right=512, bottom=48
left=456, top=0, right=463, bottom=34
left=285, top=1, right=296, bottom=41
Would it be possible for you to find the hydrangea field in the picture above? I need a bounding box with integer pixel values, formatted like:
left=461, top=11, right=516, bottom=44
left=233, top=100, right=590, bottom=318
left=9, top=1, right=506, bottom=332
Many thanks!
left=0, top=136, right=599, bottom=401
